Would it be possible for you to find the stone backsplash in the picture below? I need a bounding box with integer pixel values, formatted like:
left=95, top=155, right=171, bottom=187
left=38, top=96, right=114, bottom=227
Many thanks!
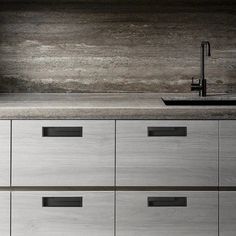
left=0, top=0, right=235, bottom=93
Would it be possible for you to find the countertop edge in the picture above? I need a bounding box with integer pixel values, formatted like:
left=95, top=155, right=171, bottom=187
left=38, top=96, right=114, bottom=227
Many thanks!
left=0, top=107, right=235, bottom=120
left=0, top=93, right=235, bottom=119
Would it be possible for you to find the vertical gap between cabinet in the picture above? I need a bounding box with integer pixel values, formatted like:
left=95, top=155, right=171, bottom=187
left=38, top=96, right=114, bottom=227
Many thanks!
left=10, top=120, right=12, bottom=187
left=218, top=120, right=220, bottom=188
left=218, top=120, right=220, bottom=236
left=10, top=191, right=12, bottom=236
left=114, top=120, right=116, bottom=236
left=114, top=187, right=116, bottom=236
left=218, top=191, right=219, bottom=236
left=10, top=120, right=13, bottom=236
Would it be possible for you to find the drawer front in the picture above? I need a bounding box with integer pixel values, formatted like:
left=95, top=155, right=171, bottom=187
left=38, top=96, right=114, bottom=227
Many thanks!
left=0, top=121, right=10, bottom=186
left=117, top=191, right=218, bottom=236
left=117, top=121, right=218, bottom=186
left=219, top=191, right=236, bottom=236
left=12, top=191, right=114, bottom=236
left=0, top=192, right=10, bottom=236
left=12, top=120, right=115, bottom=186
left=219, top=121, right=236, bottom=186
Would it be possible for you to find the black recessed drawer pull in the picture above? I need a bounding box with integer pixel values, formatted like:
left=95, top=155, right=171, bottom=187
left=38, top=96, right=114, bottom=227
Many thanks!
left=148, top=197, right=187, bottom=207
left=42, top=127, right=83, bottom=137
left=147, top=127, right=187, bottom=137
left=42, top=197, right=83, bottom=207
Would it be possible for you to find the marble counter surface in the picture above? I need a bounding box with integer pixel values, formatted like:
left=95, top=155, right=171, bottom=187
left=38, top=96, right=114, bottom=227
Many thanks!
left=0, top=93, right=235, bottom=119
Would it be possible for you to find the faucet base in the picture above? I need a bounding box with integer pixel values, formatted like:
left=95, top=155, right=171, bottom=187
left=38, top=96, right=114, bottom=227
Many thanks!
left=201, top=79, right=207, bottom=97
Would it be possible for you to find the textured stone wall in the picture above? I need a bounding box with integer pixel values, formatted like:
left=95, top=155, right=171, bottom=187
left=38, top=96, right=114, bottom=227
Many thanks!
left=0, top=0, right=235, bottom=93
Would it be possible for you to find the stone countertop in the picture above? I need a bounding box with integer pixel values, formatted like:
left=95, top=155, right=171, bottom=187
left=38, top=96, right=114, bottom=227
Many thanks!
left=0, top=93, right=235, bottom=119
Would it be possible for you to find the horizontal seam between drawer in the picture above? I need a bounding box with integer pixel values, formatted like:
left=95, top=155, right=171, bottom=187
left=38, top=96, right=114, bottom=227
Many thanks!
left=0, top=186, right=235, bottom=191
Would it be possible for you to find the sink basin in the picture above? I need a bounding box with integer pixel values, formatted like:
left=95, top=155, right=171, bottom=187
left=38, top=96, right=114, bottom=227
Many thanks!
left=162, top=96, right=236, bottom=106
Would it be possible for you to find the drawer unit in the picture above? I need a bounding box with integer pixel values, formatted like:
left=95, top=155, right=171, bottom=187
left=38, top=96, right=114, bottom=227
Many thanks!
left=117, top=191, right=218, bottom=236
left=219, top=121, right=236, bottom=186
left=117, top=121, right=218, bottom=186
left=12, top=120, right=115, bottom=186
left=219, top=191, right=236, bottom=236
left=12, top=191, right=114, bottom=236
left=0, top=121, right=10, bottom=186
left=0, top=192, right=10, bottom=236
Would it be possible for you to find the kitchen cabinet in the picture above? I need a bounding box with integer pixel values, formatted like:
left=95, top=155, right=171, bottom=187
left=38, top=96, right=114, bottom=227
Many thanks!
left=219, top=191, right=236, bottom=236
left=12, top=120, right=115, bottom=186
left=116, top=191, right=218, bottom=236
left=0, top=192, right=10, bottom=236
left=12, top=191, right=114, bottom=236
left=219, top=121, right=236, bottom=186
left=0, top=121, right=10, bottom=186
left=0, top=118, right=232, bottom=236
left=117, top=120, right=218, bottom=186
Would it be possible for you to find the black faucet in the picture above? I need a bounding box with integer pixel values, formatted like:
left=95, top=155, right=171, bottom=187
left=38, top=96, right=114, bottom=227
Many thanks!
left=191, top=41, right=211, bottom=97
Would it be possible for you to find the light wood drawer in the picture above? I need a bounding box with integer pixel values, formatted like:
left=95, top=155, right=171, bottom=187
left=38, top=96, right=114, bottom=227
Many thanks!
left=0, top=192, right=10, bottom=236
left=12, top=120, right=115, bottom=186
left=117, top=120, right=218, bottom=186
left=219, top=121, right=236, bottom=186
left=0, top=121, right=10, bottom=186
left=117, top=191, right=218, bottom=236
left=12, top=191, right=114, bottom=236
left=219, top=191, right=236, bottom=236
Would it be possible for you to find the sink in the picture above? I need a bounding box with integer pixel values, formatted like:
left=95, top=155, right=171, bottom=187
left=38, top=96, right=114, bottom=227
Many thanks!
left=162, top=96, right=236, bottom=106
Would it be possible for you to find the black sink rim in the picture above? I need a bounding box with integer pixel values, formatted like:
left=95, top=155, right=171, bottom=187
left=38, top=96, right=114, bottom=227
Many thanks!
left=162, top=98, right=236, bottom=106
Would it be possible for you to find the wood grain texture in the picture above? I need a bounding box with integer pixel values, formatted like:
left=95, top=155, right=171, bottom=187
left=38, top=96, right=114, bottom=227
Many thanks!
left=0, top=192, right=10, bottom=236
left=117, top=120, right=218, bottom=186
left=12, top=120, right=115, bottom=186
left=219, top=120, right=236, bottom=186
left=0, top=1, right=235, bottom=93
left=0, top=121, right=10, bottom=186
left=219, top=191, right=236, bottom=236
left=117, top=191, right=218, bottom=236
left=12, top=191, right=114, bottom=236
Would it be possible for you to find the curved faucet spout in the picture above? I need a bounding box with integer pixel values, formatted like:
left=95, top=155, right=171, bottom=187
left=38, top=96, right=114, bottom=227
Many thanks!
left=201, top=41, right=211, bottom=57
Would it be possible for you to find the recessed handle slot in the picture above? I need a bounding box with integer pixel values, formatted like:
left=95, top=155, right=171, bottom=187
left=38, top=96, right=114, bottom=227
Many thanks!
left=42, top=197, right=83, bottom=207
left=42, top=127, right=83, bottom=137
left=148, top=127, right=187, bottom=137
left=148, top=197, right=187, bottom=207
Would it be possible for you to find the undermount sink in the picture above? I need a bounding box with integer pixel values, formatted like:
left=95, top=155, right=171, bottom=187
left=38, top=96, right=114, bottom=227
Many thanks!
left=162, top=96, right=236, bottom=106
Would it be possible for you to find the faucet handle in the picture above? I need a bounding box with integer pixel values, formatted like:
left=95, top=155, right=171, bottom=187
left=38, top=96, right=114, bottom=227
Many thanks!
left=191, top=77, right=201, bottom=91
left=191, top=77, right=200, bottom=85
left=191, top=77, right=194, bottom=84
